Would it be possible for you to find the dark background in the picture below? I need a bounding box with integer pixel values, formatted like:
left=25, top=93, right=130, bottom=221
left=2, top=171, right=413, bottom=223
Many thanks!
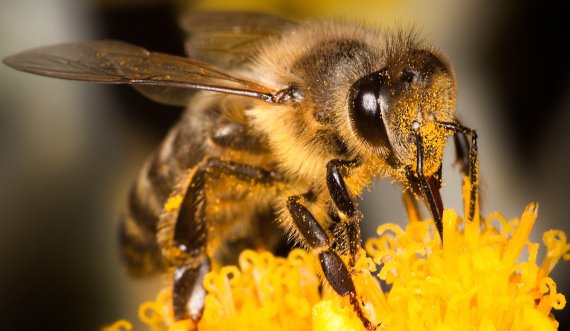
left=0, top=0, right=568, bottom=330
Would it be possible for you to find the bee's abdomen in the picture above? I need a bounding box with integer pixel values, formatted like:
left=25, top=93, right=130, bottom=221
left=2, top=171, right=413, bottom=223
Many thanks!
left=119, top=211, right=165, bottom=276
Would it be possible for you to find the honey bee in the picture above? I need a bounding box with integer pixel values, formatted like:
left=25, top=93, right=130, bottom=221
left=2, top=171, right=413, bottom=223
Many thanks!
left=3, top=12, right=478, bottom=329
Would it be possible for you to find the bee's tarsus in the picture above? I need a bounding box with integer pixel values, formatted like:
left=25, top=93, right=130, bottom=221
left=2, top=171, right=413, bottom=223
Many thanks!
left=348, top=292, right=377, bottom=330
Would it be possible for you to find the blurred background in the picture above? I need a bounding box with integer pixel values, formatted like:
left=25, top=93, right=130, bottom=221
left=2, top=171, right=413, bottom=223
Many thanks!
left=0, top=0, right=568, bottom=330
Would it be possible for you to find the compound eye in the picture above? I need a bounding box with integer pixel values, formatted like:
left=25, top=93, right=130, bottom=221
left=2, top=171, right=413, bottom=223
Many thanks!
left=348, top=71, right=390, bottom=148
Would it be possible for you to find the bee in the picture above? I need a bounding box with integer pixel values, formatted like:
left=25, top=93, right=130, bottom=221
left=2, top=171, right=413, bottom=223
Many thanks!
left=3, top=12, right=478, bottom=329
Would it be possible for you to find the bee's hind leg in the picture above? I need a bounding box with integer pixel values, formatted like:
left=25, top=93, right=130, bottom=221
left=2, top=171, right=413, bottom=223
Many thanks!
left=165, top=157, right=280, bottom=321
left=168, top=158, right=209, bottom=321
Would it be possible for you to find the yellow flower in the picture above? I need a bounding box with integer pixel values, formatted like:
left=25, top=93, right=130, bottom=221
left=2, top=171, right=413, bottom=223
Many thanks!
left=104, top=180, right=569, bottom=331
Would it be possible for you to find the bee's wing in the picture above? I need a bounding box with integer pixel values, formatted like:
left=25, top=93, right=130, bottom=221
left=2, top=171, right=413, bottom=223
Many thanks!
left=180, top=11, right=297, bottom=69
left=3, top=40, right=277, bottom=106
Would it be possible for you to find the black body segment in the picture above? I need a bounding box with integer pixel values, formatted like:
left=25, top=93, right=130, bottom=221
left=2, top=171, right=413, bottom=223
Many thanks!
left=318, top=250, right=355, bottom=296
left=287, top=196, right=330, bottom=248
left=326, top=159, right=359, bottom=217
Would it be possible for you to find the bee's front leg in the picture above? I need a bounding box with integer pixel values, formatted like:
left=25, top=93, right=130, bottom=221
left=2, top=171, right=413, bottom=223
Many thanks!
left=326, top=159, right=362, bottom=268
left=439, top=121, right=479, bottom=221
left=167, top=157, right=279, bottom=321
left=286, top=195, right=375, bottom=330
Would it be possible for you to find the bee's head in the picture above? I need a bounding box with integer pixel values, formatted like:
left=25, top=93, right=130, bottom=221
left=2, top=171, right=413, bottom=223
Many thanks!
left=348, top=48, right=456, bottom=175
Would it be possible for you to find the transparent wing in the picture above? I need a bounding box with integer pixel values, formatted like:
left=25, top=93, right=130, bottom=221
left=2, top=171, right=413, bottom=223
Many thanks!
left=180, top=11, right=296, bottom=69
left=3, top=40, right=277, bottom=105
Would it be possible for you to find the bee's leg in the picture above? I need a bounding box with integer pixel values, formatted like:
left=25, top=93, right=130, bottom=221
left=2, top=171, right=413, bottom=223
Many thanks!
left=170, top=160, right=209, bottom=321
left=171, top=158, right=279, bottom=320
left=170, top=157, right=279, bottom=321
left=286, top=196, right=375, bottom=330
left=439, top=122, right=479, bottom=221
left=326, top=159, right=362, bottom=268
